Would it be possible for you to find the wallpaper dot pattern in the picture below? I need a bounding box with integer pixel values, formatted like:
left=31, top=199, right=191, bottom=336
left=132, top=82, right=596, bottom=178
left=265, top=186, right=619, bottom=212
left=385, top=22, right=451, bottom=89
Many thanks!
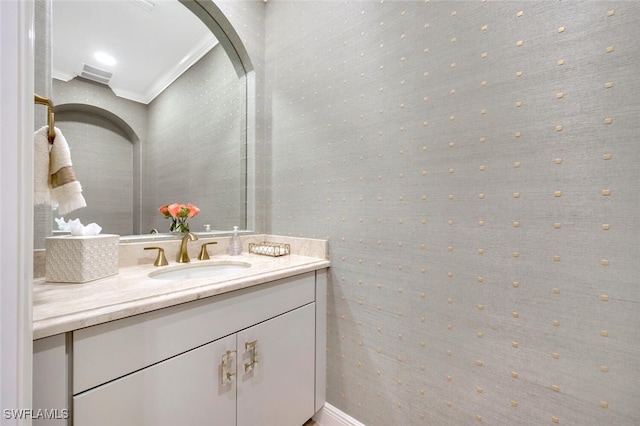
left=265, top=1, right=639, bottom=425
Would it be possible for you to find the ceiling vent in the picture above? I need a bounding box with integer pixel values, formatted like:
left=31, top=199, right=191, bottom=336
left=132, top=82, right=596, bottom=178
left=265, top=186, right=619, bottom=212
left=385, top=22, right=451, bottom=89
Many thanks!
left=80, top=64, right=113, bottom=85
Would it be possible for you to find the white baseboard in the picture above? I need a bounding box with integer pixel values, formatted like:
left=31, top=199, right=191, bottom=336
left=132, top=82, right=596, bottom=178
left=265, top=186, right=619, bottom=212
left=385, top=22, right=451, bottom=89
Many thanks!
left=312, top=403, right=367, bottom=426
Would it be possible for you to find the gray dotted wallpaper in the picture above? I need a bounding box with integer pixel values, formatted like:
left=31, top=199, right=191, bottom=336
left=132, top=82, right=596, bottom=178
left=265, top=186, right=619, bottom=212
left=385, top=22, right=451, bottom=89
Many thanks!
left=33, top=0, right=640, bottom=423
left=263, top=1, right=639, bottom=425
left=145, top=44, right=247, bottom=233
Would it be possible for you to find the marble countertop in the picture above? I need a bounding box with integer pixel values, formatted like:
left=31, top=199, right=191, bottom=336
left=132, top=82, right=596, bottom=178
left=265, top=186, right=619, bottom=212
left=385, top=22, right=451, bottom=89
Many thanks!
left=33, top=252, right=330, bottom=340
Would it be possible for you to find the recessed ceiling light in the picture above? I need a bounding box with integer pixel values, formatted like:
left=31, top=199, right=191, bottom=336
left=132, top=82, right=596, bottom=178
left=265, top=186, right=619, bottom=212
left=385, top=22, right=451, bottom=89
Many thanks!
left=94, top=51, right=116, bottom=67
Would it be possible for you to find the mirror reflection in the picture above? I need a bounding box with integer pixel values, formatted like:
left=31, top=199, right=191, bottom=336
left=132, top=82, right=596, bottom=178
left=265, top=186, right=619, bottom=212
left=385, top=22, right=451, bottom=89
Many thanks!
left=45, top=0, right=247, bottom=240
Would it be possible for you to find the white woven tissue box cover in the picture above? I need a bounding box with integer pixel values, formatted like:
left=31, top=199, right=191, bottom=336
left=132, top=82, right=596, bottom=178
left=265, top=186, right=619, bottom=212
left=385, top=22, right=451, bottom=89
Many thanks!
left=45, top=234, right=119, bottom=283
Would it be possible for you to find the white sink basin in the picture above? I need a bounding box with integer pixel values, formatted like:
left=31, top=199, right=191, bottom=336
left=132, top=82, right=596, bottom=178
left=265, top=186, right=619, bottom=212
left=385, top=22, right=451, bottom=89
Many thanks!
left=149, top=261, right=251, bottom=280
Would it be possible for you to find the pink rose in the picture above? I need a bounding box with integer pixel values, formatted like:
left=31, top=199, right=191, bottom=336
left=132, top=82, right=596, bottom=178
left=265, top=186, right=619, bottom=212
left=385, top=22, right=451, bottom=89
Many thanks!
left=159, top=205, right=170, bottom=218
left=186, top=203, right=200, bottom=218
left=167, top=203, right=181, bottom=219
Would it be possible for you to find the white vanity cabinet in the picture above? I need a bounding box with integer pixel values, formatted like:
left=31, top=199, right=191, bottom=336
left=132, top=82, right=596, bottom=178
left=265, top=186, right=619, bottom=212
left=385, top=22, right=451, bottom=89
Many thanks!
left=33, top=269, right=327, bottom=426
left=74, top=333, right=237, bottom=425
left=236, top=303, right=315, bottom=426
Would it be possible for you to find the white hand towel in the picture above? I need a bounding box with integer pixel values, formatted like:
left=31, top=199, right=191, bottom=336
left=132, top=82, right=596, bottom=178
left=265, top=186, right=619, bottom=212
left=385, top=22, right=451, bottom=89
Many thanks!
left=48, top=127, right=87, bottom=216
left=34, top=126, right=51, bottom=205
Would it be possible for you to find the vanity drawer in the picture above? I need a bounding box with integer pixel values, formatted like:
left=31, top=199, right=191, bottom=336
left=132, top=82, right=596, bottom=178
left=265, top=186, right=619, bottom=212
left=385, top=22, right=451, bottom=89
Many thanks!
left=73, top=271, right=316, bottom=394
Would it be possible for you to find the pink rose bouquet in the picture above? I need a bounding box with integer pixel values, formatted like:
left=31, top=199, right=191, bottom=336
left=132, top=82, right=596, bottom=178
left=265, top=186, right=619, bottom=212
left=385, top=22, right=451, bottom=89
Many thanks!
left=159, top=203, right=200, bottom=233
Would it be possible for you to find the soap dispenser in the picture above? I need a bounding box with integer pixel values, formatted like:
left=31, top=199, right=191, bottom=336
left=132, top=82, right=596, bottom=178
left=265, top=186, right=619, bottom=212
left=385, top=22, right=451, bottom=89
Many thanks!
left=228, top=226, right=242, bottom=256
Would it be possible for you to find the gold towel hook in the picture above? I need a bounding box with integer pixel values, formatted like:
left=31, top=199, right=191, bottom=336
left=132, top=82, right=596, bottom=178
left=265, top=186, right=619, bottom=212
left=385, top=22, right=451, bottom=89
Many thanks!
left=34, top=94, right=56, bottom=143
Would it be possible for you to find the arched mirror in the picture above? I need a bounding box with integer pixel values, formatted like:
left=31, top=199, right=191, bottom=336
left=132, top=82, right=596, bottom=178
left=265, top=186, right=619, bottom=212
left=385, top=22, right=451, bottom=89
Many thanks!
left=35, top=0, right=249, bottom=247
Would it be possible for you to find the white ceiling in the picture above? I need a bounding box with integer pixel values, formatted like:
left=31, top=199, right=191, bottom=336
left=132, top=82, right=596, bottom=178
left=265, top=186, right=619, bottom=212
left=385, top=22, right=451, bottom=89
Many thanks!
left=52, top=0, right=218, bottom=104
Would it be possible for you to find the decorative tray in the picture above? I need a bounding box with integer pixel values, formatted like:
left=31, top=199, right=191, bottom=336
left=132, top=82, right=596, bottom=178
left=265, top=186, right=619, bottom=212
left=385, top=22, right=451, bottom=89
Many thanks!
left=248, top=242, right=291, bottom=257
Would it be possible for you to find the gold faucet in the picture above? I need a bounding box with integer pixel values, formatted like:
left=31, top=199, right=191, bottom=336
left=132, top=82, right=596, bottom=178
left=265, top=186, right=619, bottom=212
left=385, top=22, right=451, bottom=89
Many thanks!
left=177, top=233, right=198, bottom=263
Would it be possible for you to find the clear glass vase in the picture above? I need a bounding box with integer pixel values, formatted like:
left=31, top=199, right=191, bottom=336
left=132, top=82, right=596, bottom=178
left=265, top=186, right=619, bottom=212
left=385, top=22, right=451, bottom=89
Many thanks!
left=170, top=219, right=190, bottom=233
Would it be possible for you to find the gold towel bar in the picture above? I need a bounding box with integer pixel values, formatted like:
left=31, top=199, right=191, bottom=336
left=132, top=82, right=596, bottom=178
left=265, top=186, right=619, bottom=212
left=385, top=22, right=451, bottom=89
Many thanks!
left=34, top=94, right=56, bottom=142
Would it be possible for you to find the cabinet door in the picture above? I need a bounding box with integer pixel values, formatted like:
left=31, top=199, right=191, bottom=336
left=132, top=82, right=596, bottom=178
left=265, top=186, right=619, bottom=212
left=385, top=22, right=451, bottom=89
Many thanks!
left=237, top=303, right=316, bottom=426
left=33, top=334, right=69, bottom=425
left=74, top=334, right=236, bottom=426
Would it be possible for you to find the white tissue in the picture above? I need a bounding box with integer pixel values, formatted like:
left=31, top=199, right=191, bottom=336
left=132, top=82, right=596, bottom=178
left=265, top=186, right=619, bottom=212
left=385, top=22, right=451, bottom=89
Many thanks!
left=55, top=217, right=70, bottom=231
left=68, top=218, right=102, bottom=236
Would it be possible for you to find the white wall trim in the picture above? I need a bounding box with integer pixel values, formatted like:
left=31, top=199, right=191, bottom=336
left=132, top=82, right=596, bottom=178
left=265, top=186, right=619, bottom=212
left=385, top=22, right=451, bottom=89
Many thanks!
left=0, top=0, right=34, bottom=423
left=313, top=403, right=367, bottom=426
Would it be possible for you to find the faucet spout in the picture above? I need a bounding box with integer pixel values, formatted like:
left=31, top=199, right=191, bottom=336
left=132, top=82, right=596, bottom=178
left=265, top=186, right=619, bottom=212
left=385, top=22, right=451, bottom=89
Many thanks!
left=177, top=233, right=198, bottom=263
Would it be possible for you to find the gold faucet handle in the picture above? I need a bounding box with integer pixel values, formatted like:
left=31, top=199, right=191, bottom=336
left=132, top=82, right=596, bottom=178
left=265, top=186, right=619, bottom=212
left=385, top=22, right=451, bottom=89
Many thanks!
left=198, top=242, right=219, bottom=260
left=144, top=247, right=169, bottom=266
